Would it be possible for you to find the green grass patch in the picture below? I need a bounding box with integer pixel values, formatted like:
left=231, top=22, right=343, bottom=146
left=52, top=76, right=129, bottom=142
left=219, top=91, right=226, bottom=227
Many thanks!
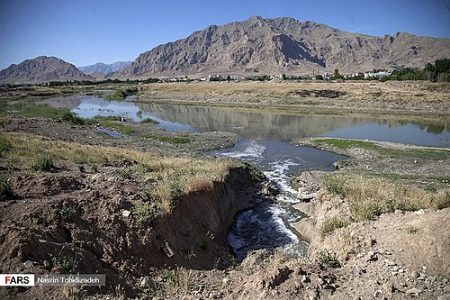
left=321, top=217, right=349, bottom=237
left=30, top=154, right=54, bottom=172
left=95, top=118, right=135, bottom=135
left=133, top=201, right=157, bottom=224
left=106, top=87, right=138, bottom=100
left=142, top=134, right=190, bottom=144
left=15, top=104, right=69, bottom=119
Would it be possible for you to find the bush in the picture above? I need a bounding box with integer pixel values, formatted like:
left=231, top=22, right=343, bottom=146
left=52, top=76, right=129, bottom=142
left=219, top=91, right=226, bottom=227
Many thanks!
left=321, top=217, right=349, bottom=237
left=58, top=205, right=76, bottom=221
left=62, top=111, right=85, bottom=125
left=322, top=174, right=345, bottom=196
left=318, top=250, right=341, bottom=268
left=31, top=154, right=54, bottom=172
left=133, top=201, right=155, bottom=224
left=0, top=136, right=12, bottom=157
left=52, top=256, right=79, bottom=273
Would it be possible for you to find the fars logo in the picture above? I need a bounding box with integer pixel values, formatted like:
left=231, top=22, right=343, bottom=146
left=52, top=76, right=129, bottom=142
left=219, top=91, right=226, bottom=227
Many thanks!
left=0, top=274, right=35, bottom=286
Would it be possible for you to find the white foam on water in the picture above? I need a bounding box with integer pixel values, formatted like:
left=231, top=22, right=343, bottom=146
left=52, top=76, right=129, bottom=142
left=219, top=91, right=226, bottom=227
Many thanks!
left=267, top=206, right=299, bottom=244
left=219, top=140, right=266, bottom=161
left=264, top=159, right=300, bottom=203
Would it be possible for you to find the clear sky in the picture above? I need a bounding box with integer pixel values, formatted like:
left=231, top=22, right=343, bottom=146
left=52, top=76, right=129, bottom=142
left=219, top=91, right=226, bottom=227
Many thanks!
left=0, top=0, right=449, bottom=69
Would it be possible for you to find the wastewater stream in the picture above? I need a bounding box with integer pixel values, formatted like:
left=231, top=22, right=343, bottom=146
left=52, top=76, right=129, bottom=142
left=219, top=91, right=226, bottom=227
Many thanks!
left=44, top=94, right=450, bottom=261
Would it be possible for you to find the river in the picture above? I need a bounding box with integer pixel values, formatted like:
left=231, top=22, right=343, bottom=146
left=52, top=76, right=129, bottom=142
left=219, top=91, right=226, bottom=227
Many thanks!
left=45, top=94, right=450, bottom=260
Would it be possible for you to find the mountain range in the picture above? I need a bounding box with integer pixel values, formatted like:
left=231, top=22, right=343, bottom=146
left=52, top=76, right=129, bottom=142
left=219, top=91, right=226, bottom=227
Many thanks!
left=1, top=16, right=450, bottom=84
left=78, top=61, right=132, bottom=74
left=115, top=16, right=450, bottom=78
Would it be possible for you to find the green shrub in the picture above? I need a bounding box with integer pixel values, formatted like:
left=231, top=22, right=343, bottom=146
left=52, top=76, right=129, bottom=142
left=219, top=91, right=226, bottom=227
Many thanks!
left=350, top=200, right=383, bottom=221
left=404, top=225, right=418, bottom=235
left=31, top=154, right=54, bottom=172
left=58, top=205, right=77, bottom=221
left=318, top=250, right=341, bottom=268
left=133, top=201, right=155, bottom=224
left=62, top=111, right=85, bottom=125
left=322, top=174, right=345, bottom=196
left=52, top=256, right=79, bottom=273
left=321, top=217, right=349, bottom=237
left=106, top=89, right=127, bottom=100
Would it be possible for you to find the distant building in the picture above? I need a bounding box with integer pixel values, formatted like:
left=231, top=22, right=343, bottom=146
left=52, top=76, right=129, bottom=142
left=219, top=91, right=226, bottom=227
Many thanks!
left=364, top=71, right=391, bottom=79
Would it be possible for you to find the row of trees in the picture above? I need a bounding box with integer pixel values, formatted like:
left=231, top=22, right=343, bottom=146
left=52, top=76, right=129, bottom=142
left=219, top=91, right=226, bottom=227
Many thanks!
left=390, top=58, right=450, bottom=82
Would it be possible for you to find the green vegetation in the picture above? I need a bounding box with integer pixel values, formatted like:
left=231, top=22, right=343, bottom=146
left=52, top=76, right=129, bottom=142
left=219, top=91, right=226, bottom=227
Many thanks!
left=404, top=225, right=418, bottom=235
left=318, top=250, right=341, bottom=268
left=0, top=176, right=14, bottom=201
left=6, top=102, right=86, bottom=125
left=311, top=138, right=450, bottom=160
left=62, top=111, right=85, bottom=125
left=140, top=118, right=159, bottom=124
left=106, top=89, right=128, bottom=100
left=106, top=87, right=138, bottom=100
left=30, top=154, right=54, bottom=172
left=52, top=256, right=79, bottom=273
left=0, top=136, right=12, bottom=157
left=92, top=116, right=135, bottom=135
left=142, top=134, right=190, bottom=144
left=15, top=104, right=69, bottom=119
left=133, top=201, right=156, bottom=224
left=2, top=131, right=241, bottom=213
left=321, top=217, right=349, bottom=237
left=58, top=205, right=77, bottom=222
left=322, top=173, right=450, bottom=221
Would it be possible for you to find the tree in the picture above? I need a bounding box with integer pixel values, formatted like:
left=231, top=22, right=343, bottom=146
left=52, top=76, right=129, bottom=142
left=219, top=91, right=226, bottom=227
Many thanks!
left=332, top=69, right=342, bottom=80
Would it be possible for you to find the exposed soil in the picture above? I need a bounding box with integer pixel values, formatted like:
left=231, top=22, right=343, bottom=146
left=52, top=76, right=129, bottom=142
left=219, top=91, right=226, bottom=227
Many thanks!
left=0, top=152, right=259, bottom=299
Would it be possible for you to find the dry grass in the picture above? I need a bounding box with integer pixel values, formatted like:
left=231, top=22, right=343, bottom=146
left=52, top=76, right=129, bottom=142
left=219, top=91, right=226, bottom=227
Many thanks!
left=322, top=173, right=450, bottom=221
left=139, top=81, right=450, bottom=106
left=0, top=131, right=241, bottom=212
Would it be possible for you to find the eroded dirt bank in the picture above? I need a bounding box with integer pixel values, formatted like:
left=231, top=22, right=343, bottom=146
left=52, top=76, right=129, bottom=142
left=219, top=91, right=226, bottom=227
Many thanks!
left=0, top=122, right=260, bottom=299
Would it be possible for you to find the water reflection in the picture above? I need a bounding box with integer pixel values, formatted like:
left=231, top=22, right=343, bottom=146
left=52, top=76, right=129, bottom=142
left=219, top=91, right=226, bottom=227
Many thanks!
left=138, top=103, right=450, bottom=147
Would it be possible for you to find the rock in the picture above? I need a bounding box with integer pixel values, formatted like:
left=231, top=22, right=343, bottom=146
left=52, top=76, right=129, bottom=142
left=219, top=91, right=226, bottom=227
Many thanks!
left=437, top=294, right=450, bottom=300
left=122, top=210, right=131, bottom=217
left=366, top=251, right=378, bottom=262
left=368, top=238, right=377, bottom=246
left=383, top=283, right=395, bottom=294
left=414, top=209, right=425, bottom=215
left=385, top=259, right=397, bottom=266
left=406, top=288, right=423, bottom=295
left=301, top=275, right=310, bottom=283
left=410, top=271, right=419, bottom=279
left=268, top=266, right=292, bottom=289
left=297, top=190, right=317, bottom=201
left=140, top=276, right=151, bottom=288
left=23, top=260, right=34, bottom=268
left=291, top=218, right=315, bottom=242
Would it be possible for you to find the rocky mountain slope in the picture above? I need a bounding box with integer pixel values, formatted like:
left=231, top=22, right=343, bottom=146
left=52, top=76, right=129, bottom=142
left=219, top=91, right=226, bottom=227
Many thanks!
left=116, top=16, right=450, bottom=78
left=78, top=61, right=131, bottom=74
left=0, top=56, right=94, bottom=84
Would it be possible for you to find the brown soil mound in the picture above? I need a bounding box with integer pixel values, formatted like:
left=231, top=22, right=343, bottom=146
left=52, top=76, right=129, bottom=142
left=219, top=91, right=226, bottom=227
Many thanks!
left=0, top=162, right=258, bottom=299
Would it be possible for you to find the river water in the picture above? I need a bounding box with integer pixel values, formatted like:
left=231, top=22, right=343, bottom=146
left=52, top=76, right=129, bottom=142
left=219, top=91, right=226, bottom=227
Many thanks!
left=45, top=94, right=450, bottom=260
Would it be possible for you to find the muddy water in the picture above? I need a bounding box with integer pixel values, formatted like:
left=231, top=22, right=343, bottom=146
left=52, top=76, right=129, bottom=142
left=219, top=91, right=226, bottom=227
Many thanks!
left=45, top=95, right=450, bottom=260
